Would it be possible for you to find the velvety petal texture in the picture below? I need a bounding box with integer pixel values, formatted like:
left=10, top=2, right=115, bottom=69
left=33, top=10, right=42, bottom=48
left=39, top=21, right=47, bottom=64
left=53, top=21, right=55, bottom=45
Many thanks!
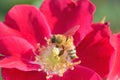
left=76, top=23, right=115, bottom=78
left=0, top=36, right=39, bottom=71
left=1, top=65, right=102, bottom=80
left=0, top=22, right=21, bottom=39
left=0, top=36, right=34, bottom=56
left=1, top=68, right=47, bottom=80
left=4, top=5, right=51, bottom=46
left=40, top=0, right=95, bottom=45
left=107, top=34, right=120, bottom=80
left=49, top=66, right=102, bottom=80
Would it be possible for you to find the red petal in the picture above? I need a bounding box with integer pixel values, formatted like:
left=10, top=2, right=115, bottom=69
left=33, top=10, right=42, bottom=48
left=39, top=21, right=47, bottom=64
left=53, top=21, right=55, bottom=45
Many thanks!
left=0, top=36, right=34, bottom=56
left=76, top=23, right=115, bottom=78
left=107, top=34, right=120, bottom=80
left=4, top=5, right=51, bottom=46
left=0, top=36, right=40, bottom=71
left=0, top=56, right=39, bottom=71
left=40, top=0, right=95, bottom=44
left=1, top=68, right=46, bottom=80
left=0, top=22, right=21, bottom=38
left=49, top=65, right=102, bottom=80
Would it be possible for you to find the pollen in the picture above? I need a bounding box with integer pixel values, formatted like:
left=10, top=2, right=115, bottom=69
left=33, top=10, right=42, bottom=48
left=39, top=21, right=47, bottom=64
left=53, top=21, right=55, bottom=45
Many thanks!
left=34, top=34, right=80, bottom=79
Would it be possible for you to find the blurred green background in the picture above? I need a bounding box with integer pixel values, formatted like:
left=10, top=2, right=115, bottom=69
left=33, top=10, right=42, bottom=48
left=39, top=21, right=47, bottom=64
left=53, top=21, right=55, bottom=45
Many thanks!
left=92, top=0, right=120, bottom=32
left=0, top=0, right=120, bottom=79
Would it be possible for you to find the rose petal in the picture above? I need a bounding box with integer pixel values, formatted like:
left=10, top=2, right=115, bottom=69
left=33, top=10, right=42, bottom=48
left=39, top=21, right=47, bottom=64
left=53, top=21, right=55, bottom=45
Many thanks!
left=0, top=36, right=40, bottom=71
left=0, top=22, right=21, bottom=39
left=107, top=34, right=120, bottom=80
left=49, top=65, right=102, bottom=80
left=0, top=56, right=39, bottom=71
left=4, top=5, right=51, bottom=46
left=76, top=23, right=115, bottom=78
left=1, top=68, right=46, bottom=80
left=0, top=36, right=34, bottom=56
left=40, top=0, right=95, bottom=44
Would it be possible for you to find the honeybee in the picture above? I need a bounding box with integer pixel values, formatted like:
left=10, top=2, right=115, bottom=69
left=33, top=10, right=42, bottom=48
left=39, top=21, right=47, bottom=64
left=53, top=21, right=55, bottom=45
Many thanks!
left=50, top=25, right=79, bottom=60
left=51, top=35, right=77, bottom=60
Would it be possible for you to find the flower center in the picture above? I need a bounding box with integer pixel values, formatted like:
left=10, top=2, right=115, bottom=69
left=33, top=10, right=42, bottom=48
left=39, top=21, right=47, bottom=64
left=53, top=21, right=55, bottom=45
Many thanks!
left=34, top=34, right=80, bottom=79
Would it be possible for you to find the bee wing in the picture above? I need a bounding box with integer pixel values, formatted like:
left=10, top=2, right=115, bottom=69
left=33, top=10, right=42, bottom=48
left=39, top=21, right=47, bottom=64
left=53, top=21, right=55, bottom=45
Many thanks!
left=64, top=25, right=80, bottom=36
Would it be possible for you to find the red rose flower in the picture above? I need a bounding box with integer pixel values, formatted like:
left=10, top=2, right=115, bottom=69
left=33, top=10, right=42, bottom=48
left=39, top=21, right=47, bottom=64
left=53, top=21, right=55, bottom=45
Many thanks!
left=0, top=0, right=116, bottom=80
